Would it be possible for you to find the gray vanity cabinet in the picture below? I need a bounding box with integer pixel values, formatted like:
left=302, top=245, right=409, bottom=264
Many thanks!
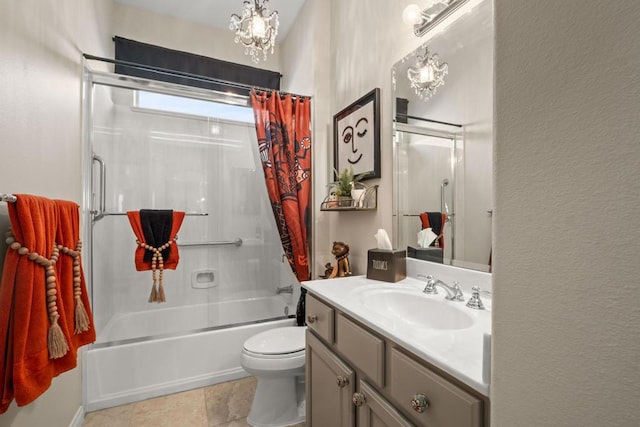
left=306, top=331, right=355, bottom=427
left=305, top=292, right=488, bottom=427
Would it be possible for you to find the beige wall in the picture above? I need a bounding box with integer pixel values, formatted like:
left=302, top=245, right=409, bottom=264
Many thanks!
left=326, top=0, right=425, bottom=276
left=0, top=0, right=113, bottom=426
left=492, top=0, right=640, bottom=425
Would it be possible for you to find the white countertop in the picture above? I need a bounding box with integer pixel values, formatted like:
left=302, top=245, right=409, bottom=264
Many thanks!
left=303, top=274, right=491, bottom=396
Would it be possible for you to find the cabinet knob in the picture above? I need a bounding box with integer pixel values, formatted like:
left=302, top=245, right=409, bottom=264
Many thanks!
left=307, top=314, right=318, bottom=324
left=410, top=393, right=429, bottom=413
left=352, top=392, right=366, bottom=407
left=336, top=376, right=349, bottom=388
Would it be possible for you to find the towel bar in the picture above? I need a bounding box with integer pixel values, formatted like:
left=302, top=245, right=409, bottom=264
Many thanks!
left=90, top=211, right=208, bottom=217
left=0, top=194, right=18, bottom=203
left=178, top=238, right=243, bottom=247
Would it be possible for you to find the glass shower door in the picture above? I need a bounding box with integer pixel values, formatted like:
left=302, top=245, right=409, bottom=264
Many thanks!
left=85, top=70, right=292, bottom=346
left=394, top=124, right=458, bottom=264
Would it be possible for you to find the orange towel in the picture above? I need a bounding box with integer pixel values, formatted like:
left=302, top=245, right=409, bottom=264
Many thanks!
left=0, top=194, right=94, bottom=412
left=126, top=210, right=185, bottom=303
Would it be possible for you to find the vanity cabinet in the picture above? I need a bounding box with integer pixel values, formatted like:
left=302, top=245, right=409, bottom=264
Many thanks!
left=306, top=331, right=355, bottom=427
left=305, top=293, right=488, bottom=427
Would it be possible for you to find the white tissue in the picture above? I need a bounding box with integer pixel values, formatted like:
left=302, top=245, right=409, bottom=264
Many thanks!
left=417, top=228, right=438, bottom=248
left=374, top=229, right=393, bottom=250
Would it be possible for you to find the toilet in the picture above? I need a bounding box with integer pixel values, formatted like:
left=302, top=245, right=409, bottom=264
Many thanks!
left=241, top=326, right=307, bottom=427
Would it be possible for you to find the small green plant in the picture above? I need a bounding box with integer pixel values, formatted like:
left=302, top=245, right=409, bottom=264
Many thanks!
left=329, top=167, right=369, bottom=197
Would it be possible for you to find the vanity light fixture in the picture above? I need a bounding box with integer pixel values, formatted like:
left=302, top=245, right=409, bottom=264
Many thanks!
left=402, top=0, right=470, bottom=37
left=230, top=0, right=279, bottom=63
left=407, top=47, right=448, bottom=100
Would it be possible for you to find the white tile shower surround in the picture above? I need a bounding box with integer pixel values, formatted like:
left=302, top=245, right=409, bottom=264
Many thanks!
left=83, top=377, right=306, bottom=427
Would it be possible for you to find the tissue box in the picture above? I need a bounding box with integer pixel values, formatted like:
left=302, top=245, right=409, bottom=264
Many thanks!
left=367, top=249, right=406, bottom=283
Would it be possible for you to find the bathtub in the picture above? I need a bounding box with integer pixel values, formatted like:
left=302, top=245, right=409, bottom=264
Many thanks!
left=84, top=295, right=296, bottom=412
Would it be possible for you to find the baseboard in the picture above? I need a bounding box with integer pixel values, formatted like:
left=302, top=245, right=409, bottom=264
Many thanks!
left=69, top=406, right=85, bottom=427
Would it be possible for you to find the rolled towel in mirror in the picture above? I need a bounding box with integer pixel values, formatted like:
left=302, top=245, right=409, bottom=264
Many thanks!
left=417, top=228, right=438, bottom=248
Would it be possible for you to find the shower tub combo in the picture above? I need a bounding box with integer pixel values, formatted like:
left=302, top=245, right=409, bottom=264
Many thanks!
left=82, top=62, right=300, bottom=411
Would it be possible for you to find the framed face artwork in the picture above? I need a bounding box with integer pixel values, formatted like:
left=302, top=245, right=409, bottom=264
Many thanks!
left=333, top=88, right=381, bottom=180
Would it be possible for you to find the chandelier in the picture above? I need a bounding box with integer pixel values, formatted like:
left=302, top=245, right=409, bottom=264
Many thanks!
left=407, top=47, right=448, bottom=100
left=230, top=0, right=279, bottom=64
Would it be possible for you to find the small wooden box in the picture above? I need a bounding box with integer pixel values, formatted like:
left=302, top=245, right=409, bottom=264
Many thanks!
left=366, top=249, right=407, bottom=283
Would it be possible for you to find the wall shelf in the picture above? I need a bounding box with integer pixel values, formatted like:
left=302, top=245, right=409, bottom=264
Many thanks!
left=320, top=185, right=378, bottom=211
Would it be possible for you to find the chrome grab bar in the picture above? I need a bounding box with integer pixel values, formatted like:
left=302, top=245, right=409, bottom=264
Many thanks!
left=96, top=212, right=208, bottom=217
left=178, top=238, right=243, bottom=247
left=440, top=178, right=449, bottom=217
left=91, top=154, right=106, bottom=221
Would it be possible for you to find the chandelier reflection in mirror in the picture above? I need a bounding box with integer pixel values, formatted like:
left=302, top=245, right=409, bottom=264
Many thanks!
left=407, top=47, right=448, bottom=100
left=230, top=0, right=279, bottom=63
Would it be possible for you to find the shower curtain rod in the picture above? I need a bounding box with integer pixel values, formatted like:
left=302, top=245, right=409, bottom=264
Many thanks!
left=82, top=54, right=312, bottom=99
left=395, top=113, right=462, bottom=128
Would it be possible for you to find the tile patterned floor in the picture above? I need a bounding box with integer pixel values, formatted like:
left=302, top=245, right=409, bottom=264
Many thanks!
left=83, top=377, right=306, bottom=427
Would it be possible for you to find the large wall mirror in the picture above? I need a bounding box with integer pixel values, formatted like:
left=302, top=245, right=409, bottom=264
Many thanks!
left=392, top=0, right=493, bottom=272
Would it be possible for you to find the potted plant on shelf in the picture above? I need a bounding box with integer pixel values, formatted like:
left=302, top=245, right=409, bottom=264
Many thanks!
left=328, top=167, right=369, bottom=208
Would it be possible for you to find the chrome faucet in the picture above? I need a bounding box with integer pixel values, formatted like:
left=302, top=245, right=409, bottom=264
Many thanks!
left=277, top=285, right=294, bottom=294
left=417, top=275, right=465, bottom=301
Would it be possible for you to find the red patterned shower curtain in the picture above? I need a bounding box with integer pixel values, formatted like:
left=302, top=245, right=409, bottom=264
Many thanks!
left=250, top=90, right=311, bottom=281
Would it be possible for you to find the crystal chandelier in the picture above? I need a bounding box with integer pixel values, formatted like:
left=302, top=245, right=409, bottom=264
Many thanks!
left=407, top=47, right=448, bottom=100
left=230, top=0, right=279, bottom=64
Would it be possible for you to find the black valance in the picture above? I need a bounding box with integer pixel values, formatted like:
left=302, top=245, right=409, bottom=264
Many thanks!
left=113, top=36, right=281, bottom=96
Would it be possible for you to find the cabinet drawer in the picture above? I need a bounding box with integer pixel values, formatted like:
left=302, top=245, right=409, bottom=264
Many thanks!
left=389, top=348, right=482, bottom=427
left=335, top=313, right=385, bottom=387
left=306, top=293, right=334, bottom=343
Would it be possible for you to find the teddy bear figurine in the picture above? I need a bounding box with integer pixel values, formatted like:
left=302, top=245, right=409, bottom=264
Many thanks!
left=321, top=241, right=352, bottom=279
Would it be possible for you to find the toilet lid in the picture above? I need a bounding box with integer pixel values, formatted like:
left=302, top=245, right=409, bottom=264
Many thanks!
left=243, top=326, right=306, bottom=355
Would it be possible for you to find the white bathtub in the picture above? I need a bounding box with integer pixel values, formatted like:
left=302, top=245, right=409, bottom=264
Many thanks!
left=84, top=296, right=296, bottom=411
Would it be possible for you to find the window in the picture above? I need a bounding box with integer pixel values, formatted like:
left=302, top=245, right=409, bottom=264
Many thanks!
left=136, top=91, right=255, bottom=124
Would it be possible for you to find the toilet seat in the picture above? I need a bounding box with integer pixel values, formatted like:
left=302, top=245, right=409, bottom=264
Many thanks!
left=243, top=326, right=306, bottom=355
left=242, top=348, right=305, bottom=360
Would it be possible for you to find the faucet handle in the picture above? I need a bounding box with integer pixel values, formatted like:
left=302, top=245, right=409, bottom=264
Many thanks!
left=466, top=286, right=486, bottom=310
left=417, top=274, right=433, bottom=281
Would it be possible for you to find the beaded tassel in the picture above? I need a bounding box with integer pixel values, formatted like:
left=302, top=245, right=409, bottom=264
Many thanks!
left=58, top=240, right=90, bottom=333
left=156, top=252, right=166, bottom=303
left=149, top=252, right=158, bottom=302
left=6, top=230, right=69, bottom=359
left=138, top=239, right=174, bottom=303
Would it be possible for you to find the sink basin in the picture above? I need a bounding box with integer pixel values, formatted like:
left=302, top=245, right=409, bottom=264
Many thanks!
left=355, top=287, right=474, bottom=331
